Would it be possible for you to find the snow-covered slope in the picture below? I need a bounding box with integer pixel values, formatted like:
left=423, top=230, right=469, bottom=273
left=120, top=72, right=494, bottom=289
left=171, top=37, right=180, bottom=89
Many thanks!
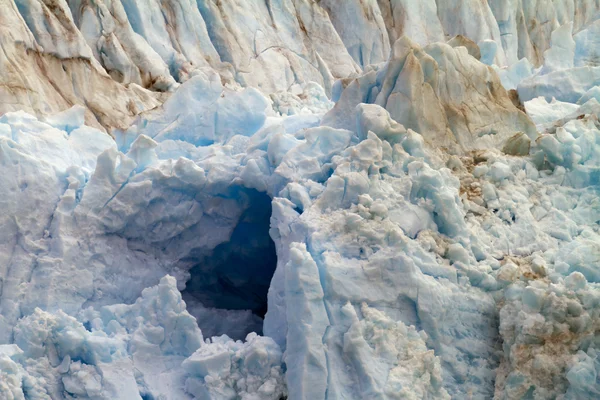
left=2, top=1, right=600, bottom=400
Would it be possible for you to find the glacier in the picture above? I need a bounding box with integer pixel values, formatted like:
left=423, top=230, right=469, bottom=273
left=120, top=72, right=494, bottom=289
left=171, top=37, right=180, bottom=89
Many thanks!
left=1, top=1, right=600, bottom=400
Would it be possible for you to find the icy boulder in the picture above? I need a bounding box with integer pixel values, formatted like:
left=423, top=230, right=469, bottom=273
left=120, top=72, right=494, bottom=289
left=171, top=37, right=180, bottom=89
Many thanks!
left=0, top=276, right=285, bottom=399
left=119, top=72, right=270, bottom=147
left=323, top=36, right=537, bottom=153
left=183, top=333, right=285, bottom=400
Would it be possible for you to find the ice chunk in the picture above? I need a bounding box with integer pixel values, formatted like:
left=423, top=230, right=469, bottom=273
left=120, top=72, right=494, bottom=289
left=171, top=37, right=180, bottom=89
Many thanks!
left=577, top=86, right=600, bottom=105
left=494, top=57, right=535, bottom=91
left=342, top=303, right=450, bottom=398
left=502, top=132, right=531, bottom=156
left=122, top=73, right=269, bottom=147
left=566, top=349, right=600, bottom=398
left=0, top=352, right=30, bottom=400
left=356, top=103, right=406, bottom=142
left=323, top=37, right=537, bottom=153
left=541, top=22, right=575, bottom=74
left=282, top=244, right=329, bottom=399
left=478, top=39, right=498, bottom=65
left=524, top=97, right=580, bottom=127
left=183, top=333, right=285, bottom=400
left=42, top=105, right=86, bottom=133
left=519, top=66, right=600, bottom=103
left=447, top=35, right=481, bottom=60
left=574, top=19, right=600, bottom=68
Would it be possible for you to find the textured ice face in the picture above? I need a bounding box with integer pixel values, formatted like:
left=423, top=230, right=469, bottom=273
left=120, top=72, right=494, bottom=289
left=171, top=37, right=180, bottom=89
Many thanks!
left=3, top=52, right=600, bottom=398
left=2, top=0, right=600, bottom=134
left=2, top=2, right=600, bottom=399
left=322, top=36, right=538, bottom=153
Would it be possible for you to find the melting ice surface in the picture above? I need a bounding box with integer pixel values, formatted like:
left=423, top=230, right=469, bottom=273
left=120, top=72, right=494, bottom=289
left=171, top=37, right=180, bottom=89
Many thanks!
left=2, top=3, right=600, bottom=400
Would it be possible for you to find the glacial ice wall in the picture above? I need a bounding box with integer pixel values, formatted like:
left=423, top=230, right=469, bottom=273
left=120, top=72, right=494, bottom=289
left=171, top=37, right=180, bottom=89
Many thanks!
left=2, top=1, right=600, bottom=400
left=2, top=0, right=600, bottom=133
left=3, top=15, right=600, bottom=397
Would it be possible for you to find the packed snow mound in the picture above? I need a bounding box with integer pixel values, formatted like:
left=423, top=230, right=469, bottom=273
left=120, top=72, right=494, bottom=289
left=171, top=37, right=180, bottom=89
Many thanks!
left=323, top=36, right=537, bottom=153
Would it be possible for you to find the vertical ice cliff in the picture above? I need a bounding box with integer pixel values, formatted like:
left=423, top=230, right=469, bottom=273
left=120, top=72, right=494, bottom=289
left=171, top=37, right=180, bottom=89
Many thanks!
left=489, top=0, right=600, bottom=66
left=195, top=0, right=361, bottom=93
left=2, top=0, right=600, bottom=133
left=0, top=0, right=167, bottom=132
left=318, top=0, right=391, bottom=67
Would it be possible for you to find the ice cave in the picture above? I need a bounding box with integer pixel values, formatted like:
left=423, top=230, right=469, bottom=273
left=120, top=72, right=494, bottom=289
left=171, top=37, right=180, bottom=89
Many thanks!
left=1, top=0, right=600, bottom=399
left=182, top=189, right=277, bottom=337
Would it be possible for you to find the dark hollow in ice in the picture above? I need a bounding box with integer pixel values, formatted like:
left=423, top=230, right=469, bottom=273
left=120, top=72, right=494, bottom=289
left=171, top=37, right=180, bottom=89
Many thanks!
left=182, top=190, right=277, bottom=322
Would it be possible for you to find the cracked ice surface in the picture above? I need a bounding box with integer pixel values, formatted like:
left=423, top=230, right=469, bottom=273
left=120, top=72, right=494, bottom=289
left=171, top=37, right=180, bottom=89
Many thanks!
left=2, top=2, right=600, bottom=400
left=3, top=0, right=600, bottom=134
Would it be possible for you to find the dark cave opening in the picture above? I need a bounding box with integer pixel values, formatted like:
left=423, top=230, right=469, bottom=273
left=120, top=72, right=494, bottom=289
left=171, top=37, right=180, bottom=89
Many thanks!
left=181, top=190, right=277, bottom=337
